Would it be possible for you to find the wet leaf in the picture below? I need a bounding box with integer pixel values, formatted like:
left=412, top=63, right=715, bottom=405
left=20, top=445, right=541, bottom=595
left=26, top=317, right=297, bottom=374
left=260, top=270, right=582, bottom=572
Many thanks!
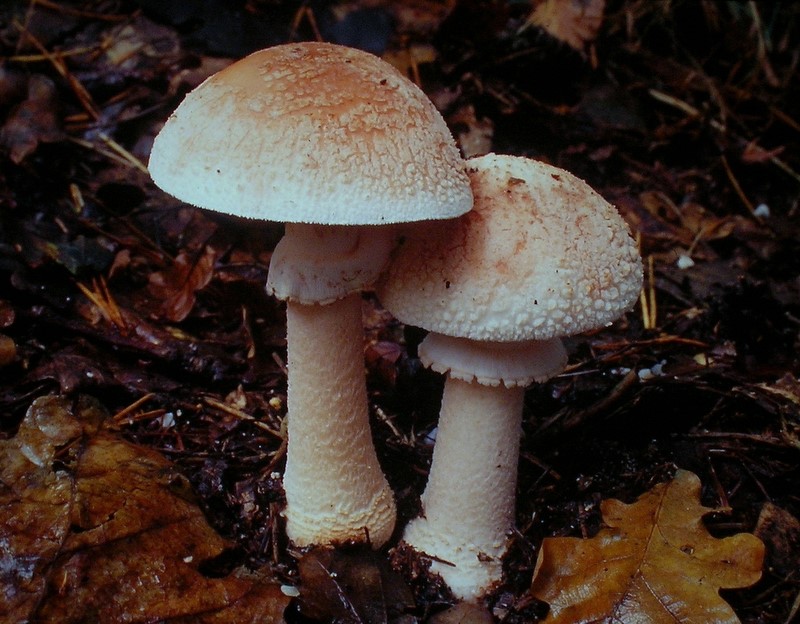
left=427, top=602, right=494, bottom=624
left=740, top=140, right=785, bottom=164
left=0, top=299, right=15, bottom=327
left=449, top=104, right=494, bottom=158
left=526, top=0, right=605, bottom=51
left=530, top=470, right=765, bottom=623
left=297, top=546, right=415, bottom=624
left=0, top=332, right=15, bottom=365
left=0, top=73, right=64, bottom=163
left=148, top=246, right=218, bottom=322
left=754, top=503, right=800, bottom=578
left=0, top=395, right=289, bottom=623
left=99, top=16, right=181, bottom=76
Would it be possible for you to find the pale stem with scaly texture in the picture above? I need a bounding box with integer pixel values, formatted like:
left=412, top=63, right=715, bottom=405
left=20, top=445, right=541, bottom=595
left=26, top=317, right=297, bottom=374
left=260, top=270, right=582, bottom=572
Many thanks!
left=282, top=293, right=396, bottom=548
left=403, top=377, right=525, bottom=600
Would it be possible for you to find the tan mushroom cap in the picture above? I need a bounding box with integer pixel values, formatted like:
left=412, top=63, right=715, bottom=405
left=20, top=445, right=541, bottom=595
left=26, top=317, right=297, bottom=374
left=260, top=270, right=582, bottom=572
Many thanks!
left=378, top=153, right=643, bottom=342
left=148, top=42, right=471, bottom=225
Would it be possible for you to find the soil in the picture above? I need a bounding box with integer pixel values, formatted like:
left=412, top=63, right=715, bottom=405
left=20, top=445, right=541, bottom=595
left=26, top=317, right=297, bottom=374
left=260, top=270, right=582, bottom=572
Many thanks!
left=1, top=1, right=798, bottom=622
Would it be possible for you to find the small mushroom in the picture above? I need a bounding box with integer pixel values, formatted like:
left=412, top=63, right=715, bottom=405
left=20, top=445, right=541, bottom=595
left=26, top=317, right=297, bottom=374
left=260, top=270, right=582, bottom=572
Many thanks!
left=377, top=153, right=642, bottom=598
left=149, top=42, right=472, bottom=548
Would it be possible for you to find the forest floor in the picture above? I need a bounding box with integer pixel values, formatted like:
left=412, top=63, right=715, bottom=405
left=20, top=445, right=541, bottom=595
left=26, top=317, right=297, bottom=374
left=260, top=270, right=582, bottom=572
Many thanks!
left=1, top=1, right=799, bottom=622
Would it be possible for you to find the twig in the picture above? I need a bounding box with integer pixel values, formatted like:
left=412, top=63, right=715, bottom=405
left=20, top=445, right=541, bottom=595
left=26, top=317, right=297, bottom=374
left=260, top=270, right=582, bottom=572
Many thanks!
left=290, top=6, right=322, bottom=42
left=684, top=431, right=790, bottom=448
left=203, top=396, right=284, bottom=439
left=535, top=369, right=639, bottom=435
left=98, top=132, right=149, bottom=174
left=748, top=1, right=781, bottom=88
left=786, top=589, right=800, bottom=624
left=3, top=44, right=98, bottom=62
left=720, top=155, right=758, bottom=217
left=649, top=88, right=800, bottom=185
left=30, top=0, right=130, bottom=22
left=639, top=255, right=657, bottom=330
left=111, top=393, right=156, bottom=423
left=591, top=335, right=710, bottom=350
left=271, top=351, right=288, bottom=377
left=373, top=404, right=414, bottom=446
left=14, top=20, right=101, bottom=120
left=770, top=106, right=800, bottom=134
left=77, top=276, right=128, bottom=334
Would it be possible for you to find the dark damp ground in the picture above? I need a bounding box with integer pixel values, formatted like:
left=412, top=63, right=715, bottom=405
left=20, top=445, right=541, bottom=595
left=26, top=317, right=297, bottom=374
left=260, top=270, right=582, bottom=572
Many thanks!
left=1, top=1, right=798, bottom=622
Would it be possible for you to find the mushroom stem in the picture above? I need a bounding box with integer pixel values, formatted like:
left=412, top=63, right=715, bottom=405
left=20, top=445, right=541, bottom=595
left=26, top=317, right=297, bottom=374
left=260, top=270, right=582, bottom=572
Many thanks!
left=404, top=377, right=525, bottom=600
left=283, top=293, right=396, bottom=547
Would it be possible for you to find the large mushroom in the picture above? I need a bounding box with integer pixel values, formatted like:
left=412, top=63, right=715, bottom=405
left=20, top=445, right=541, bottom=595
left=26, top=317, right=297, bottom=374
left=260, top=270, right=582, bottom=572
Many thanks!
left=148, top=42, right=473, bottom=548
left=377, top=153, right=642, bottom=598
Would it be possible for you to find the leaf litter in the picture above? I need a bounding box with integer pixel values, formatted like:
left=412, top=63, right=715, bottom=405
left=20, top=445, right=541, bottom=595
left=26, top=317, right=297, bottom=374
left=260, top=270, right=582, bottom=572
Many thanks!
left=530, top=469, right=765, bottom=622
left=0, top=394, right=289, bottom=623
left=0, top=0, right=799, bottom=622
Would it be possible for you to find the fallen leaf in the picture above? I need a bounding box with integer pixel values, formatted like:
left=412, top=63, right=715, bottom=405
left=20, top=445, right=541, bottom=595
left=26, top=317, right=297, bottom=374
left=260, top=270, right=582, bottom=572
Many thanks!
left=0, top=395, right=289, bottom=623
left=0, top=333, right=15, bottom=365
left=382, top=43, right=438, bottom=79
left=0, top=298, right=15, bottom=327
left=449, top=104, right=494, bottom=158
left=386, top=0, right=458, bottom=37
left=741, top=140, right=785, bottom=164
left=0, top=73, right=64, bottom=163
left=526, top=0, right=605, bottom=51
left=530, top=469, right=764, bottom=623
left=100, top=15, right=181, bottom=74
left=297, top=546, right=415, bottom=624
left=427, top=601, right=494, bottom=624
left=148, top=245, right=218, bottom=322
left=754, top=373, right=800, bottom=407
left=365, top=340, right=404, bottom=386
left=680, top=202, right=740, bottom=242
left=754, top=503, right=800, bottom=578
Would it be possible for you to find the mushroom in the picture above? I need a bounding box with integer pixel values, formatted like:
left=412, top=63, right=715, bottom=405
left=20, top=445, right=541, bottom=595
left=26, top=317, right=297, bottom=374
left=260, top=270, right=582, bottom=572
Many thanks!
left=377, top=153, right=642, bottom=598
left=148, top=42, right=472, bottom=548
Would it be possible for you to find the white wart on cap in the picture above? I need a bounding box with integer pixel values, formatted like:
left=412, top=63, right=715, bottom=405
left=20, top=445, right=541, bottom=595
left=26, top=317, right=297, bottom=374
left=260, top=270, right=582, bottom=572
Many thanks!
left=379, top=152, right=642, bottom=346
left=148, top=41, right=471, bottom=226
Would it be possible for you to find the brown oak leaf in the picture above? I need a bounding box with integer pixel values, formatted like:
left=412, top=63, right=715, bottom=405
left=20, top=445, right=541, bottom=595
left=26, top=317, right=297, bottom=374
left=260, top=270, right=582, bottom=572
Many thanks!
left=0, top=395, right=289, bottom=624
left=530, top=469, right=764, bottom=623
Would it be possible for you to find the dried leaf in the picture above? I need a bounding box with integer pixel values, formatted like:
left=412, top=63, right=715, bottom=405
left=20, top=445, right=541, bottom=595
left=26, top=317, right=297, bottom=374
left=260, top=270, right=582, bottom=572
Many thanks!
left=530, top=470, right=764, bottom=623
left=680, top=203, right=739, bottom=241
left=0, top=333, right=15, bottom=365
left=148, top=246, right=218, bottom=322
left=365, top=340, right=404, bottom=386
left=0, top=299, right=15, bottom=327
left=527, top=0, right=605, bottom=51
left=449, top=104, right=494, bottom=158
left=382, top=43, right=438, bottom=79
left=0, top=73, right=64, bottom=163
left=101, top=16, right=181, bottom=74
left=754, top=503, right=800, bottom=578
left=741, top=140, right=785, bottom=164
left=755, top=373, right=800, bottom=407
left=427, top=602, right=494, bottom=624
left=0, top=395, right=289, bottom=623
left=386, top=0, right=457, bottom=37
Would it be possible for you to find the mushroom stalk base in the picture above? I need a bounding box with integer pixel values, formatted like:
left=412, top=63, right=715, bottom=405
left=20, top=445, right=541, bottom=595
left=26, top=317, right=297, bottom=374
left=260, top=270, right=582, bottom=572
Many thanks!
left=283, top=294, right=396, bottom=547
left=403, top=377, right=525, bottom=600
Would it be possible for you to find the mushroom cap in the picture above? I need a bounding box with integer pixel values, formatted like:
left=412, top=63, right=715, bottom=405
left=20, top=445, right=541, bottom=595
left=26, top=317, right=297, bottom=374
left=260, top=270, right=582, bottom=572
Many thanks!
left=377, top=153, right=643, bottom=342
left=148, top=42, right=472, bottom=225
